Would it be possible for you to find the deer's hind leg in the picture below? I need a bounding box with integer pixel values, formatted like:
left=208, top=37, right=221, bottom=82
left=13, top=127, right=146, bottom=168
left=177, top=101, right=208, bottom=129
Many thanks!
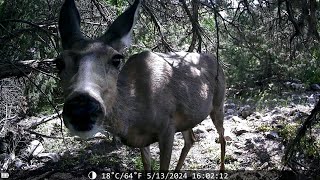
left=210, top=104, right=226, bottom=171
left=175, top=129, right=196, bottom=171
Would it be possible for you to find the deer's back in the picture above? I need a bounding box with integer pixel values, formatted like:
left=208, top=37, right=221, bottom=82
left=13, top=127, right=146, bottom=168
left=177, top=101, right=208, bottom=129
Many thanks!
left=117, top=51, right=225, bottom=146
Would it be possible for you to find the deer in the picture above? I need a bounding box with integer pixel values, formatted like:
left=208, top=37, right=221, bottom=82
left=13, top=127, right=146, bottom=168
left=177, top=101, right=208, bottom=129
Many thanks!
left=55, top=0, right=226, bottom=171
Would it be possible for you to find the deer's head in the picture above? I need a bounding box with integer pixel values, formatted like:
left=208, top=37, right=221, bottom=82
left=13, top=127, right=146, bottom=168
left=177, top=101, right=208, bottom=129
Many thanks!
left=55, top=0, right=140, bottom=138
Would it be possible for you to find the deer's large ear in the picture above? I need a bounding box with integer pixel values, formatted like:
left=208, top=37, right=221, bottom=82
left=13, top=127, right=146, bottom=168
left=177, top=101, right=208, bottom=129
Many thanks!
left=58, top=0, right=84, bottom=50
left=99, top=0, right=141, bottom=52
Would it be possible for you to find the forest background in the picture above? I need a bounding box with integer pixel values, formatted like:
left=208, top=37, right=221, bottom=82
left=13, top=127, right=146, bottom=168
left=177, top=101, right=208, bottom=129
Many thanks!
left=0, top=0, right=319, bottom=178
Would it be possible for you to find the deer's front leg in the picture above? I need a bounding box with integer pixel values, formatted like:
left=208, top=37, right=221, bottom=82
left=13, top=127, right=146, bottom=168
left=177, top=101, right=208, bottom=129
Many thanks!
left=140, top=146, right=151, bottom=171
left=159, top=126, right=175, bottom=170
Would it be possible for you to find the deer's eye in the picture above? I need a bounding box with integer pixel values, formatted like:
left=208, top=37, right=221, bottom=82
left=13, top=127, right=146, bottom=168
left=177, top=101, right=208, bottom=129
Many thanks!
left=110, top=54, right=124, bottom=69
left=54, top=56, right=65, bottom=73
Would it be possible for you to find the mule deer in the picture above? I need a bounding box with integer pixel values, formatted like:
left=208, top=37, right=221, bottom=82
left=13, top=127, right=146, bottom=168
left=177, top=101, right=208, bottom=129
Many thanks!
left=56, top=0, right=226, bottom=171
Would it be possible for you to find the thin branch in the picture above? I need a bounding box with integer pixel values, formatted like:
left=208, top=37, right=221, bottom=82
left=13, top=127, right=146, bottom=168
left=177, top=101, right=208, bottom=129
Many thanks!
left=25, top=129, right=68, bottom=139
left=142, top=2, right=173, bottom=52
left=91, top=0, right=109, bottom=23
left=0, top=59, right=56, bottom=79
left=179, top=0, right=202, bottom=52
left=9, top=61, right=61, bottom=118
left=284, top=0, right=301, bottom=43
left=0, top=19, right=57, bottom=38
left=212, top=2, right=220, bottom=63
left=28, top=112, right=62, bottom=129
left=285, top=97, right=320, bottom=163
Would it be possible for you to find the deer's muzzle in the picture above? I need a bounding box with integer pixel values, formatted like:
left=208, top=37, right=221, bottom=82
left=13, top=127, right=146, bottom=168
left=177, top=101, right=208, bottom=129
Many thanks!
left=62, top=94, right=103, bottom=132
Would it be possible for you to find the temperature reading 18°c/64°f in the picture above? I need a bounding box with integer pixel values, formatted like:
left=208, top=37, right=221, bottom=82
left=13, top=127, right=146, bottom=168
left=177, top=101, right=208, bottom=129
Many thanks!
left=101, top=172, right=143, bottom=179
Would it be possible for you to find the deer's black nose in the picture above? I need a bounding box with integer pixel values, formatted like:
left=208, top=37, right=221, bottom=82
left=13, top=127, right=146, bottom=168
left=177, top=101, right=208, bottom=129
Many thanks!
left=63, top=94, right=102, bottom=131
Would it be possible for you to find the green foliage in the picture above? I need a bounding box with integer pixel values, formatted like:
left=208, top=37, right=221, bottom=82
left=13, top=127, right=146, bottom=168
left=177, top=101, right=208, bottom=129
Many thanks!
left=217, top=1, right=320, bottom=90
left=133, top=156, right=159, bottom=171
left=104, top=0, right=126, bottom=15
left=202, top=17, right=215, bottom=30
left=25, top=74, right=61, bottom=115
left=299, top=48, right=320, bottom=84
left=0, top=0, right=60, bottom=115
left=105, top=0, right=125, bottom=7
left=278, top=123, right=300, bottom=140
left=257, top=124, right=273, bottom=132
left=303, top=68, right=320, bottom=85
left=278, top=122, right=320, bottom=161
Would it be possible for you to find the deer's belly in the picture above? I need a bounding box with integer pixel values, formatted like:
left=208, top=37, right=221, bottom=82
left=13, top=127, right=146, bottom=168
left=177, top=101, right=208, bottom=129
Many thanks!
left=120, top=129, right=158, bottom=148
left=174, top=111, right=209, bottom=132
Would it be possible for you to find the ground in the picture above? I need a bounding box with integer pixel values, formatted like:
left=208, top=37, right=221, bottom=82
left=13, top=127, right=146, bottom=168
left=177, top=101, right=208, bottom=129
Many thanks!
left=2, top=90, right=320, bottom=180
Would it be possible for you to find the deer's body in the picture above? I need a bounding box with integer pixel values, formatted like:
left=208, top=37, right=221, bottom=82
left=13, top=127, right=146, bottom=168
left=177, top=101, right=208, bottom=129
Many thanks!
left=56, top=0, right=226, bottom=171
left=112, top=51, right=225, bottom=147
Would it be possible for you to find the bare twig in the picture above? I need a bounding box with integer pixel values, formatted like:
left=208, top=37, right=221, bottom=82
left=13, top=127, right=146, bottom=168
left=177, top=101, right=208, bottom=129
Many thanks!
left=28, top=112, right=62, bottom=129
left=179, top=0, right=202, bottom=52
left=0, top=19, right=57, bottom=38
left=91, top=0, right=109, bottom=23
left=212, top=1, right=220, bottom=62
left=0, top=59, right=56, bottom=79
left=284, top=97, right=320, bottom=163
left=25, top=129, right=68, bottom=139
left=142, top=2, right=173, bottom=52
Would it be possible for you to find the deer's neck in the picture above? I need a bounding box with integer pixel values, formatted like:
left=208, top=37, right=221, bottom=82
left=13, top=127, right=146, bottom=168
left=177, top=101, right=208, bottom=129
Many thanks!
left=104, top=86, right=132, bottom=138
